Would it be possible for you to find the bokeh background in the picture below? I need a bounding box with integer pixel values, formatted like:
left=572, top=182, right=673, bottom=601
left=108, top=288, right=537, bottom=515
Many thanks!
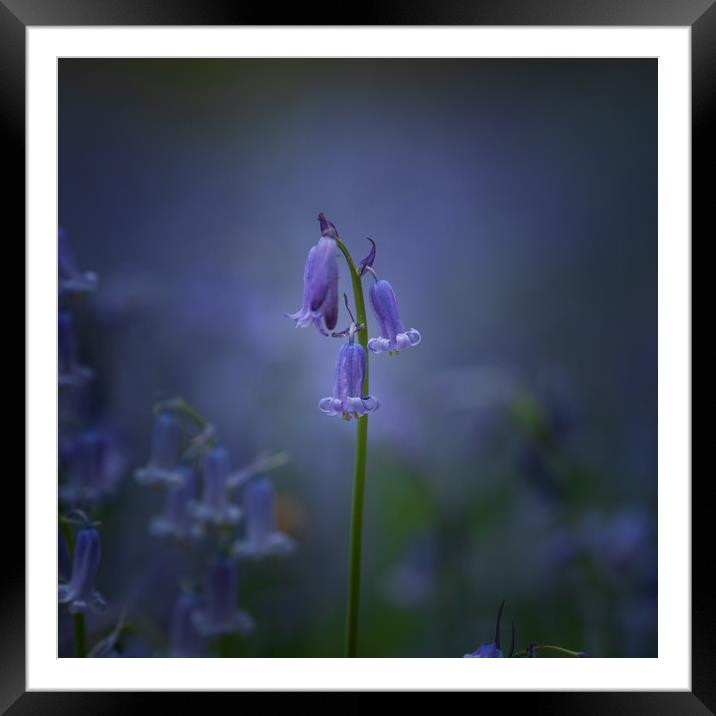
left=58, top=58, right=657, bottom=657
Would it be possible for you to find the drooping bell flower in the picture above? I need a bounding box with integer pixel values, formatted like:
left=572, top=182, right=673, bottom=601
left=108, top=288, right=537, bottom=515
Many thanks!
left=193, top=446, right=241, bottom=526
left=367, top=277, right=421, bottom=355
left=286, top=213, right=339, bottom=335
left=150, top=465, right=200, bottom=540
left=58, top=528, right=71, bottom=582
left=135, top=412, right=183, bottom=487
left=464, top=601, right=515, bottom=658
left=232, top=477, right=296, bottom=559
left=169, top=591, right=205, bottom=657
left=319, top=335, right=379, bottom=421
left=60, top=429, right=123, bottom=505
left=58, top=311, right=93, bottom=387
left=59, top=227, right=97, bottom=295
left=58, top=526, right=107, bottom=614
left=192, top=555, right=255, bottom=637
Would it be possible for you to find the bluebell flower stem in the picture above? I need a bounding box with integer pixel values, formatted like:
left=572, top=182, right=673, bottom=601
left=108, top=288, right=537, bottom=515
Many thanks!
left=336, top=239, right=369, bottom=658
left=73, top=614, right=87, bottom=658
left=60, top=520, right=87, bottom=657
left=157, top=398, right=217, bottom=448
left=513, top=644, right=584, bottom=658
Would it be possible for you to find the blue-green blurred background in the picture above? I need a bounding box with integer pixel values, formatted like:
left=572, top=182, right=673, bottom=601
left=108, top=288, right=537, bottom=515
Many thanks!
left=59, top=59, right=657, bottom=657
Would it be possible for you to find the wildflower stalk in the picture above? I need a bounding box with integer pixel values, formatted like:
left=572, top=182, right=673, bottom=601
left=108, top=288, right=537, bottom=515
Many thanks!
left=60, top=519, right=87, bottom=657
left=73, top=614, right=87, bottom=658
left=335, top=238, right=369, bottom=658
left=513, top=644, right=585, bottom=658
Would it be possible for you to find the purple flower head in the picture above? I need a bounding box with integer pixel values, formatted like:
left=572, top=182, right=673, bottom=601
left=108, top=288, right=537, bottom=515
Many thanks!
left=367, top=279, right=421, bottom=355
left=232, top=477, right=296, bottom=560
left=135, top=412, right=183, bottom=487
left=286, top=216, right=339, bottom=335
left=464, top=643, right=503, bottom=658
left=317, top=212, right=339, bottom=239
left=169, top=591, right=205, bottom=657
left=58, top=311, right=93, bottom=387
left=58, top=526, right=107, bottom=614
left=319, top=342, right=379, bottom=420
left=192, top=556, right=254, bottom=637
left=193, top=446, right=241, bottom=526
left=464, top=601, right=515, bottom=658
left=60, top=430, right=123, bottom=505
left=150, top=466, right=200, bottom=540
left=59, top=228, right=97, bottom=295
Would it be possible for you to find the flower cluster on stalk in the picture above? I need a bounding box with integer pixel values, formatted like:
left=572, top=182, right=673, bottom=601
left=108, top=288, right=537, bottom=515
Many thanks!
left=133, top=398, right=295, bottom=653
left=58, top=229, right=117, bottom=653
left=286, top=213, right=421, bottom=421
left=463, top=602, right=588, bottom=658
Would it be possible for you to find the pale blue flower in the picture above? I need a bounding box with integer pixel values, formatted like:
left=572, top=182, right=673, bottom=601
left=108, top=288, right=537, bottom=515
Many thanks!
left=232, top=477, right=295, bottom=559
left=135, top=413, right=183, bottom=487
left=367, top=279, right=421, bottom=355
left=319, top=342, right=379, bottom=420
left=464, top=602, right=514, bottom=658
left=58, top=526, right=107, bottom=614
left=60, top=429, right=123, bottom=505
left=286, top=214, right=340, bottom=335
left=192, top=556, right=254, bottom=637
left=58, top=311, right=93, bottom=387
left=192, top=446, right=241, bottom=526
left=149, top=466, right=200, bottom=540
left=59, top=227, right=97, bottom=295
left=169, top=591, right=205, bottom=657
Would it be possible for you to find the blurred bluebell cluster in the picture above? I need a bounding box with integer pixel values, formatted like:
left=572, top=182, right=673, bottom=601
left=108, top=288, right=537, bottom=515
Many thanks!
left=58, top=231, right=294, bottom=657
left=59, top=58, right=657, bottom=657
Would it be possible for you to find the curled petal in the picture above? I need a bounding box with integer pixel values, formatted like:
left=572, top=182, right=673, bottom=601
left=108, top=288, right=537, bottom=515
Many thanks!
left=358, top=238, right=377, bottom=276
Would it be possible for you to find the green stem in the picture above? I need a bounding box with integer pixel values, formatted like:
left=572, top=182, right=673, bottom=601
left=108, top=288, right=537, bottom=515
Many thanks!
left=514, top=644, right=584, bottom=658
left=156, top=398, right=217, bottom=448
left=73, top=614, right=87, bottom=658
left=335, top=238, right=369, bottom=658
left=60, top=517, right=87, bottom=657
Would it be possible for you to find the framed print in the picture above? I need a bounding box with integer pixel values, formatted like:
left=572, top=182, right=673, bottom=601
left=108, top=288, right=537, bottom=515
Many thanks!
left=7, top=0, right=707, bottom=710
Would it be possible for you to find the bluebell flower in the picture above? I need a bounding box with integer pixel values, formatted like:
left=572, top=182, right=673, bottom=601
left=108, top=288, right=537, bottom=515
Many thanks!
left=286, top=214, right=339, bottom=335
left=135, top=413, right=183, bottom=487
left=232, top=477, right=296, bottom=559
left=58, top=311, right=93, bottom=387
left=319, top=342, right=379, bottom=420
left=60, top=430, right=123, bottom=504
left=59, top=228, right=97, bottom=295
left=464, top=642, right=503, bottom=658
left=192, top=446, right=241, bottom=526
left=58, top=526, right=107, bottom=614
left=367, top=278, right=421, bottom=355
left=169, top=591, right=206, bottom=657
left=58, top=528, right=71, bottom=582
left=464, top=601, right=515, bottom=658
left=192, top=556, right=254, bottom=637
left=149, top=466, right=200, bottom=540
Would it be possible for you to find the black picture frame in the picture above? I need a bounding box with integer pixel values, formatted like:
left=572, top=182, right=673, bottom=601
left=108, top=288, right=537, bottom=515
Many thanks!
left=6, top=1, right=706, bottom=711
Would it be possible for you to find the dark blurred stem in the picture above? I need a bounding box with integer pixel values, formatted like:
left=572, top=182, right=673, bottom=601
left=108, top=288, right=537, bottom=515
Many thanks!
left=60, top=516, right=86, bottom=657
left=336, top=238, right=369, bottom=658
left=73, top=614, right=86, bottom=657
left=513, top=644, right=583, bottom=658
left=217, top=634, right=232, bottom=657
